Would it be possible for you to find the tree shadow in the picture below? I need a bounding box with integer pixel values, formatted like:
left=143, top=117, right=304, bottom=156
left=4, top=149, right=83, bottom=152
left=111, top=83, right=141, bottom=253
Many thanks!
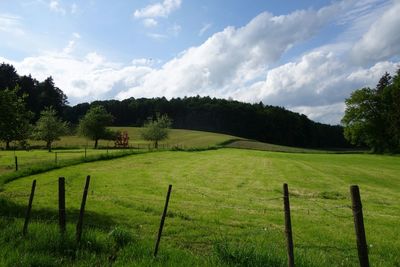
left=0, top=196, right=117, bottom=229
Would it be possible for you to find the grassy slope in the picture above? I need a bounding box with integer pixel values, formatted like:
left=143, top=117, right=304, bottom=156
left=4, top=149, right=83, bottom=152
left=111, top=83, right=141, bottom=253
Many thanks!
left=0, top=128, right=237, bottom=176
left=1, top=149, right=399, bottom=266
left=28, top=127, right=238, bottom=149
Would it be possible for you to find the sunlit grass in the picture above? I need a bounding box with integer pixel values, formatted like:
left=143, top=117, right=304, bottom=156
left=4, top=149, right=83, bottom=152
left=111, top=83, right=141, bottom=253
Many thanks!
left=0, top=149, right=398, bottom=266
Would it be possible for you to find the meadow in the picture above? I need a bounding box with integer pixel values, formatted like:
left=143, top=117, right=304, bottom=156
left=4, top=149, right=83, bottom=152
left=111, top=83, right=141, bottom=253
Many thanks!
left=0, top=146, right=399, bottom=266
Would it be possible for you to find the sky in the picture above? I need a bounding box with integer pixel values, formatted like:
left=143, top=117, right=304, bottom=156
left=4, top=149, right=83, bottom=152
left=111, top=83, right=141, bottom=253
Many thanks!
left=0, top=0, right=399, bottom=125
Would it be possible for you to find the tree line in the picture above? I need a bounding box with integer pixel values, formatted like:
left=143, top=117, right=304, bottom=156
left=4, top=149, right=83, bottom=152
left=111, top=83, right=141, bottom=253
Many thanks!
left=1, top=62, right=350, bottom=149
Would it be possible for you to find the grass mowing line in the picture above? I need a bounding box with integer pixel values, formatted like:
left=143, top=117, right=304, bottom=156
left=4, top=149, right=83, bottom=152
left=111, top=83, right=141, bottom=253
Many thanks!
left=0, top=150, right=146, bottom=187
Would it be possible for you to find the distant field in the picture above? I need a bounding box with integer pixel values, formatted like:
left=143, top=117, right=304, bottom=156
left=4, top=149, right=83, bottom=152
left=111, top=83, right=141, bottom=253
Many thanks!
left=25, top=127, right=238, bottom=149
left=0, top=149, right=398, bottom=266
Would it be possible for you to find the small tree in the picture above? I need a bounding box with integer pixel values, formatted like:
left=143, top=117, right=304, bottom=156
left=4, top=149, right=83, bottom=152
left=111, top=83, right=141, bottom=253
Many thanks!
left=33, top=107, right=68, bottom=152
left=0, top=87, right=32, bottom=149
left=141, top=114, right=172, bottom=149
left=78, top=106, right=113, bottom=148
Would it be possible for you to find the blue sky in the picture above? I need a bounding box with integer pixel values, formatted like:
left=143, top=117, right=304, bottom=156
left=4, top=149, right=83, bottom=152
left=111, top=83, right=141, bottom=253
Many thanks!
left=1, top=0, right=399, bottom=124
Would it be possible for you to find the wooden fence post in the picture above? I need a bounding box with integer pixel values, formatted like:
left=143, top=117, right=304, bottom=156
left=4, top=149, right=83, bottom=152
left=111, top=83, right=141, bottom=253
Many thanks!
left=154, top=184, right=172, bottom=257
left=15, top=156, right=18, bottom=171
left=76, top=175, right=91, bottom=242
left=58, top=177, right=66, bottom=234
left=283, top=183, right=294, bottom=267
left=22, top=180, right=36, bottom=235
left=350, top=185, right=369, bottom=267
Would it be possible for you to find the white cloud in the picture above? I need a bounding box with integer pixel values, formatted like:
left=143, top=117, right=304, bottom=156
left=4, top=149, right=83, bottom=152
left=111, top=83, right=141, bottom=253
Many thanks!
left=118, top=5, right=341, bottom=100
left=351, top=1, right=400, bottom=64
left=146, top=32, right=168, bottom=40
left=134, top=0, right=181, bottom=19
left=143, top=18, right=158, bottom=28
left=133, top=0, right=182, bottom=30
left=49, top=0, right=66, bottom=15
left=3, top=0, right=400, bottom=125
left=0, top=14, right=24, bottom=36
left=198, top=23, right=212, bottom=36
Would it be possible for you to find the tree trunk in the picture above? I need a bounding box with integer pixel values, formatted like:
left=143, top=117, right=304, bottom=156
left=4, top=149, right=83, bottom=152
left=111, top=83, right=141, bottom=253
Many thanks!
left=47, top=141, right=52, bottom=152
left=94, top=139, right=98, bottom=149
left=155, top=140, right=158, bottom=149
left=5, top=141, right=10, bottom=150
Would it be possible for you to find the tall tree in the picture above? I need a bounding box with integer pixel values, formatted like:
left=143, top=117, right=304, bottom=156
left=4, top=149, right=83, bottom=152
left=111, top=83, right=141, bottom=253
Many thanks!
left=342, top=69, right=400, bottom=152
left=141, top=114, right=172, bottom=149
left=0, top=63, right=19, bottom=91
left=78, top=106, right=114, bottom=148
left=37, top=77, right=68, bottom=115
left=0, top=87, right=32, bottom=149
left=33, top=107, right=69, bottom=152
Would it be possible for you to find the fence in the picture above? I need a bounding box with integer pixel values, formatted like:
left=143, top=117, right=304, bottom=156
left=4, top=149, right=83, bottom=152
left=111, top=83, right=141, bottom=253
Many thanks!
left=0, top=176, right=381, bottom=267
left=0, top=144, right=187, bottom=175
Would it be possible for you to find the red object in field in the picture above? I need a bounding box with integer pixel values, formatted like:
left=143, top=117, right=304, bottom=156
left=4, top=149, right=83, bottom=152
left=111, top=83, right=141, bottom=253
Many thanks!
left=115, top=131, right=129, bottom=148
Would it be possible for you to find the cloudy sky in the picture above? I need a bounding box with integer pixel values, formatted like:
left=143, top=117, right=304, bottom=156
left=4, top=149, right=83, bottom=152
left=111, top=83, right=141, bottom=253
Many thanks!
left=1, top=0, right=399, bottom=124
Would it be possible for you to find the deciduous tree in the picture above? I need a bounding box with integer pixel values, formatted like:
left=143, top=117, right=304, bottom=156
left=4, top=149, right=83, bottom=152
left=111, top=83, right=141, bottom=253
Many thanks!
left=78, top=106, right=114, bottom=148
left=33, top=107, right=68, bottom=152
left=141, top=114, right=172, bottom=149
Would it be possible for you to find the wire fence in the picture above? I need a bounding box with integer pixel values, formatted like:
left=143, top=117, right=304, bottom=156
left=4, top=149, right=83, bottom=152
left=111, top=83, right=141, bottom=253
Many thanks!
left=1, top=178, right=398, bottom=267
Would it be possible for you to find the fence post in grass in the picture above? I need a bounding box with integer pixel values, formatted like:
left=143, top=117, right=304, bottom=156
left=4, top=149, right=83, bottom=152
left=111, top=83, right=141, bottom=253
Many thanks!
left=58, top=177, right=66, bottom=234
left=55, top=152, right=58, bottom=164
left=350, top=185, right=369, bottom=267
left=22, top=179, right=36, bottom=236
left=154, top=184, right=172, bottom=257
left=283, top=183, right=294, bottom=267
left=15, top=156, right=18, bottom=171
left=76, top=175, right=91, bottom=243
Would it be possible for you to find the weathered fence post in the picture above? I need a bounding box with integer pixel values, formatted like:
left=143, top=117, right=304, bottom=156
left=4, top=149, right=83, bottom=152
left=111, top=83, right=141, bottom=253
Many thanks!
left=15, top=156, right=18, bottom=171
left=76, top=175, right=91, bottom=242
left=22, top=180, right=36, bottom=235
left=283, top=183, right=294, bottom=267
left=350, top=185, right=369, bottom=267
left=58, top=177, right=66, bottom=234
left=154, top=184, right=172, bottom=257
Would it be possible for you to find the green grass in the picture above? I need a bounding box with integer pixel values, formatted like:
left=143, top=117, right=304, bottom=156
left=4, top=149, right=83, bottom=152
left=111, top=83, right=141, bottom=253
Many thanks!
left=0, top=149, right=399, bottom=266
left=225, top=139, right=364, bottom=153
left=26, top=127, right=238, bottom=149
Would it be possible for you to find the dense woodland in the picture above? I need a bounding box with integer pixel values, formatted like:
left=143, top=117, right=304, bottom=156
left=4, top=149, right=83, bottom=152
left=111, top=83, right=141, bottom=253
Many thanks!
left=0, top=63, right=350, bottom=148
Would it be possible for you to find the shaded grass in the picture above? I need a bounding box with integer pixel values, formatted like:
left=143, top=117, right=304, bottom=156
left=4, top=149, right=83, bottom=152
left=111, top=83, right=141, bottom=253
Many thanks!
left=0, top=149, right=143, bottom=187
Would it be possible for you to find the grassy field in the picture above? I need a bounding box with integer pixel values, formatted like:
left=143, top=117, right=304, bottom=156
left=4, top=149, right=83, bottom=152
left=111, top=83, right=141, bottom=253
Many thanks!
left=0, top=127, right=237, bottom=177
left=25, top=127, right=238, bottom=149
left=0, top=149, right=398, bottom=266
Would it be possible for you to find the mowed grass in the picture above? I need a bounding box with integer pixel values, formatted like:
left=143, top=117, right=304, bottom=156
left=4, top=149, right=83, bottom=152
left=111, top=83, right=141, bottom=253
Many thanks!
left=27, top=127, right=238, bottom=149
left=0, top=149, right=399, bottom=266
left=0, top=127, right=237, bottom=176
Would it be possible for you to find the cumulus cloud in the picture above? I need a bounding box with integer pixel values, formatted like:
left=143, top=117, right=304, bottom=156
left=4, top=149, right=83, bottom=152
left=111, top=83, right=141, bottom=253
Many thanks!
left=3, top=0, right=400, bottom=124
left=133, top=0, right=182, bottom=30
left=118, top=5, right=341, bottom=100
left=134, top=0, right=181, bottom=19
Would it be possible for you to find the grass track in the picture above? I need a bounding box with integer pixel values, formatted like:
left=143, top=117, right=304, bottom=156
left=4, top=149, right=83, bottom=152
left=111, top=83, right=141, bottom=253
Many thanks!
left=1, top=149, right=399, bottom=266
